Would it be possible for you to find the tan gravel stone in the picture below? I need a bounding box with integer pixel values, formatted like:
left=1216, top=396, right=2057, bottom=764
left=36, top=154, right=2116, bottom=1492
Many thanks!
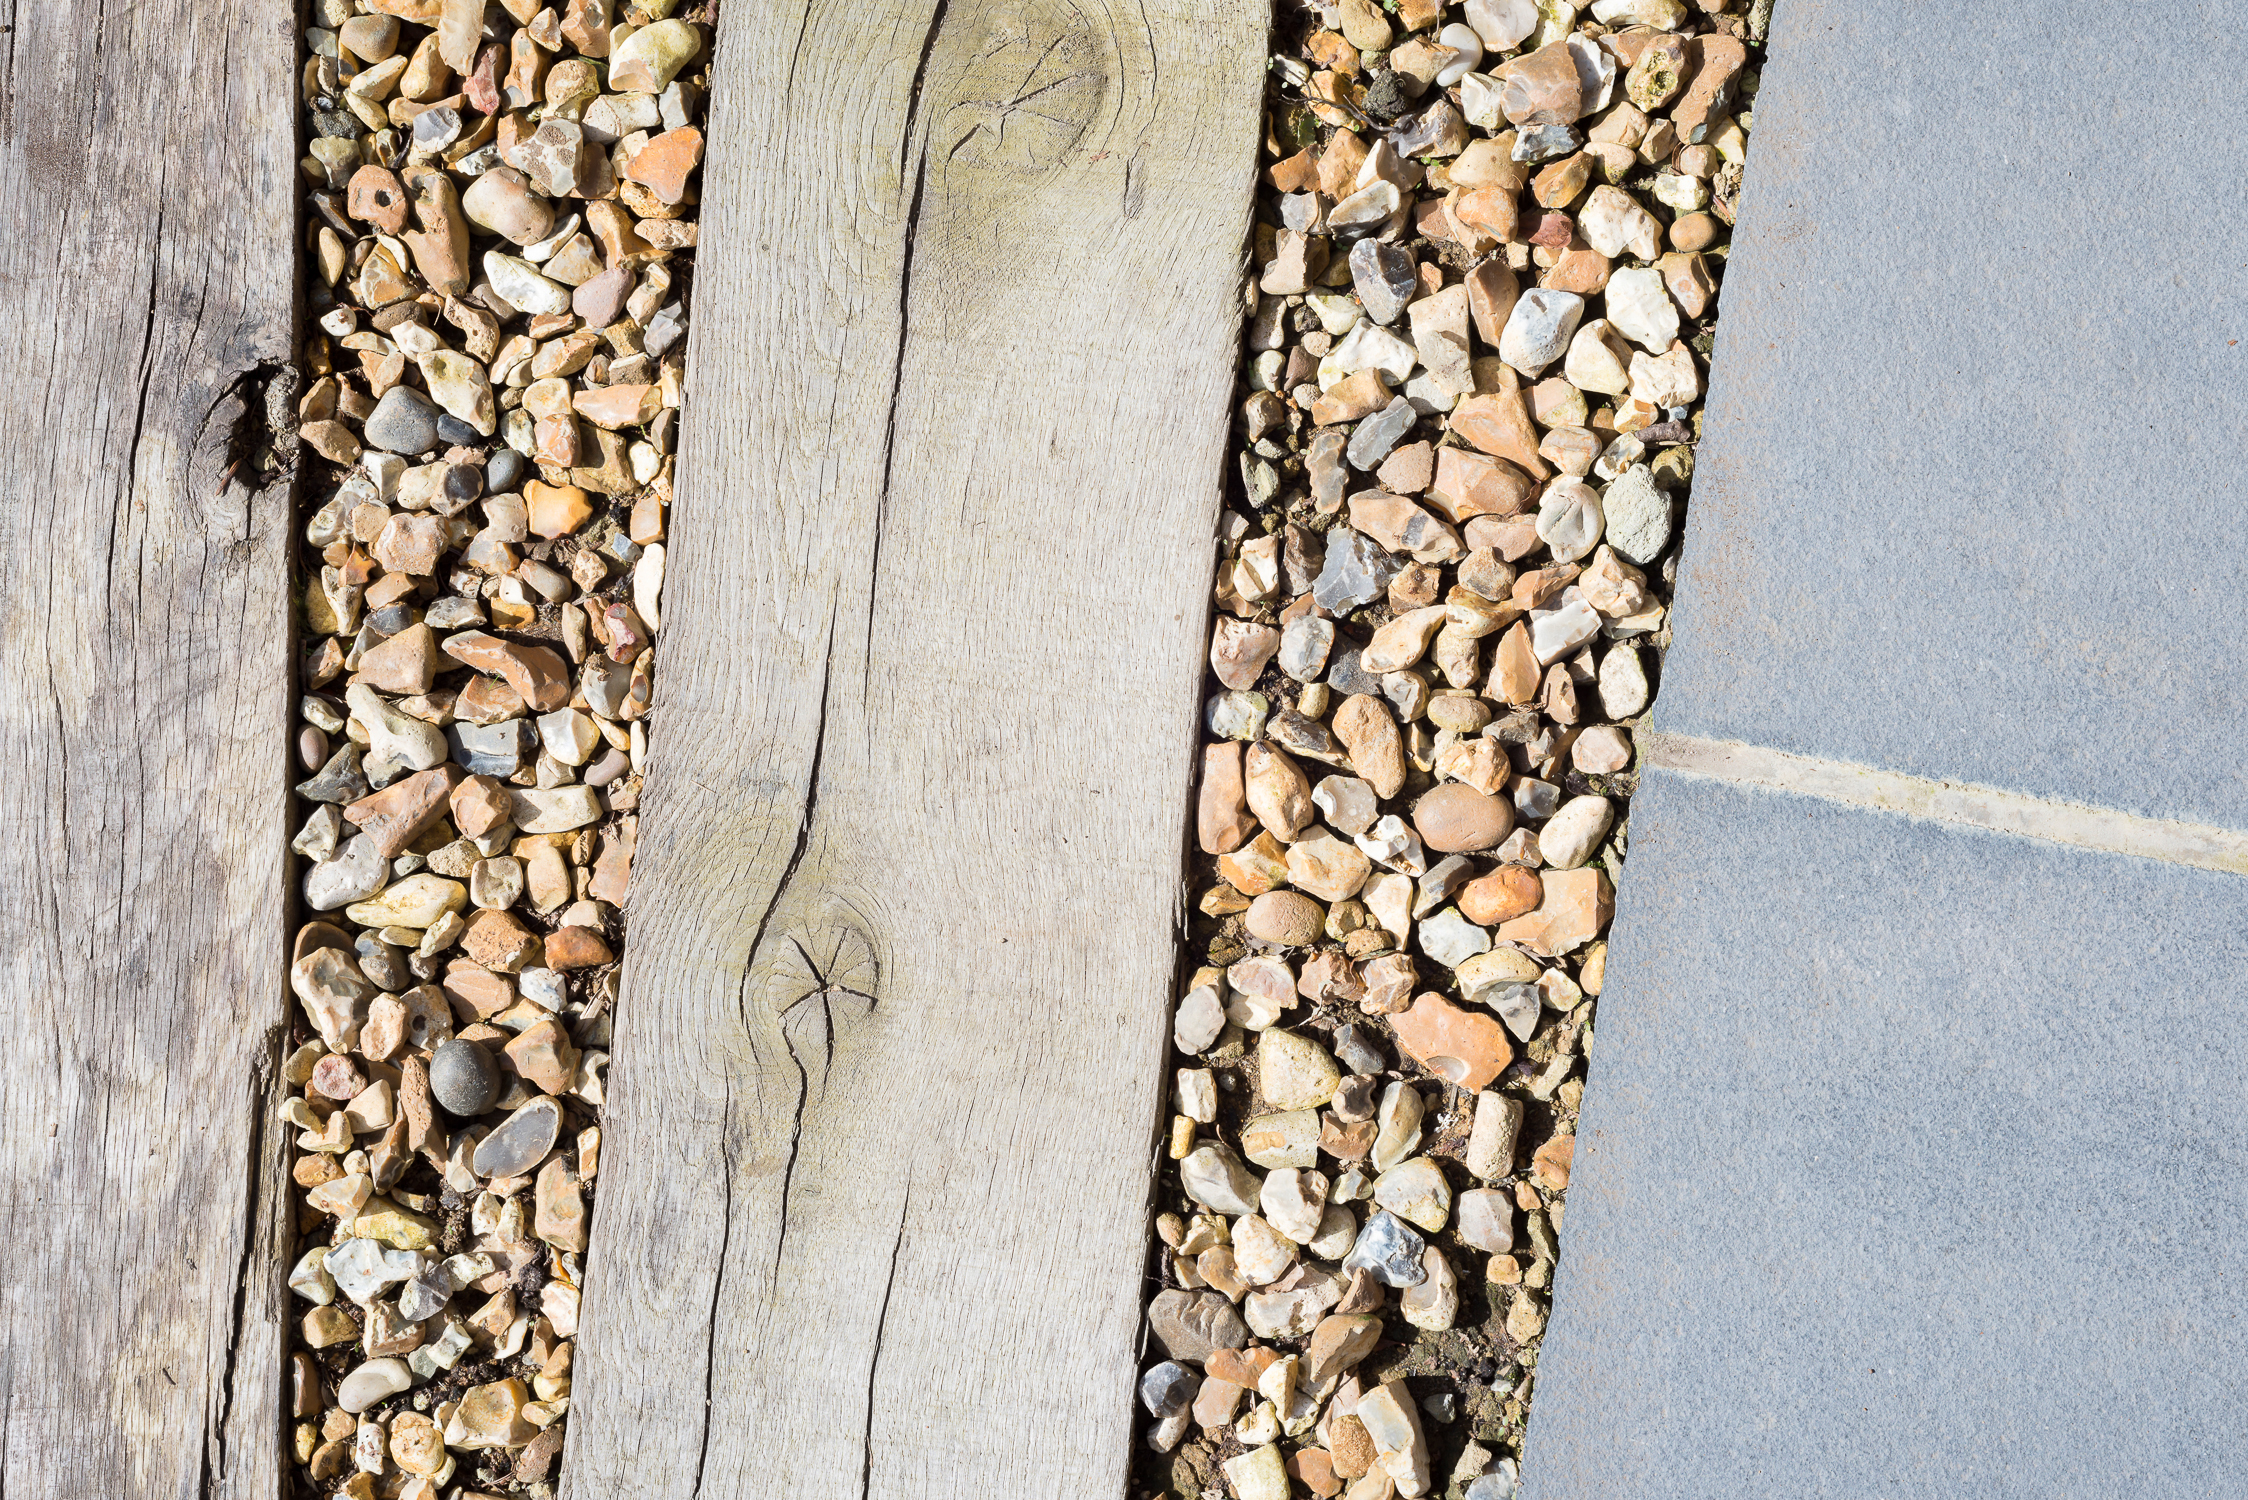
left=447, top=1378, right=536, bottom=1450
left=1449, top=389, right=1550, bottom=479
left=1428, top=448, right=1532, bottom=522
left=1456, top=864, right=1543, bottom=925
left=1389, top=992, right=1512, bottom=1090
left=1411, top=783, right=1514, bottom=853
left=1490, top=620, right=1539, bottom=704
left=1246, top=891, right=1326, bottom=947
left=524, top=479, right=594, bottom=538
left=1532, top=1133, right=1574, bottom=1192
left=1312, top=369, right=1390, bottom=425
left=505, top=1018, right=579, bottom=1093
left=461, top=908, right=543, bottom=972
left=1219, top=830, right=1290, bottom=897
left=450, top=774, right=513, bottom=839
left=1498, top=40, right=1586, bottom=126
left=402, top=166, right=471, bottom=296
left=1286, top=830, right=1372, bottom=902
left=1496, top=866, right=1614, bottom=956
left=1332, top=695, right=1406, bottom=798
left=1211, top=615, right=1281, bottom=689
left=624, top=126, right=704, bottom=204
left=1347, top=493, right=1464, bottom=565
left=343, top=765, right=460, bottom=858
left=346, top=164, right=409, bottom=232
left=572, top=382, right=661, bottom=430
left=355, top=621, right=439, bottom=693
left=545, top=924, right=613, bottom=970
left=1199, top=742, right=1257, bottom=855
left=1245, top=742, right=1315, bottom=842
left=443, top=631, right=571, bottom=710
left=1674, top=33, right=1747, bottom=143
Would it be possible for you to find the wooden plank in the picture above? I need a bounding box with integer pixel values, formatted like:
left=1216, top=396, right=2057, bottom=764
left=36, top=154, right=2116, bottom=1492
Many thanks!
left=0, top=0, right=298, bottom=1494
left=565, top=0, right=1267, bottom=1492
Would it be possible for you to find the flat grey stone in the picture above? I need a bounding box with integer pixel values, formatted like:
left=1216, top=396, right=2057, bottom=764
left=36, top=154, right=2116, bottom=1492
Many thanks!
left=1239, top=450, right=1280, bottom=509
left=1525, top=770, right=2248, bottom=1498
left=1597, top=464, right=1667, bottom=566
left=1146, top=1289, right=1249, bottom=1365
left=1350, top=239, right=1417, bottom=325
left=1498, top=289, right=1582, bottom=378
left=1267, top=706, right=1339, bottom=763
left=471, top=1096, right=562, bottom=1179
left=1326, top=643, right=1384, bottom=699
left=1348, top=396, right=1418, bottom=471
left=1315, top=529, right=1396, bottom=616
left=295, top=742, right=369, bottom=804
left=1343, top=1208, right=1427, bottom=1287
left=1511, top=124, right=1578, bottom=162
left=643, top=300, right=687, bottom=359
left=1279, top=616, right=1335, bottom=682
left=1661, top=1, right=2248, bottom=828
left=446, top=719, right=537, bottom=776
left=580, top=654, right=636, bottom=718
left=1139, top=1360, right=1198, bottom=1416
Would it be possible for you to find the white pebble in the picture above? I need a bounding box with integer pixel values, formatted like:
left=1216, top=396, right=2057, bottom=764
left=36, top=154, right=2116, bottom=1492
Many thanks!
left=1436, top=23, right=1485, bottom=85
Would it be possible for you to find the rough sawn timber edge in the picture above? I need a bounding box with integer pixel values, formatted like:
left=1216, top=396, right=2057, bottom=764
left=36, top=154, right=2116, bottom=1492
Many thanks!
left=563, top=1, right=1269, bottom=1495
left=0, top=0, right=300, bottom=1494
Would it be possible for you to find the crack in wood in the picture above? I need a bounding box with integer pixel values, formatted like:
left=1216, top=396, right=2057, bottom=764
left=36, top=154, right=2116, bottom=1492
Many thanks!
left=736, top=599, right=839, bottom=1030
left=689, top=1112, right=736, bottom=1500
left=856, top=1186, right=909, bottom=1500
left=202, top=1021, right=281, bottom=1498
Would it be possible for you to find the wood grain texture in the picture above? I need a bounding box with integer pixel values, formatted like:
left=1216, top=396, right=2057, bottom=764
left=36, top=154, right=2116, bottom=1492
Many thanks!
left=0, top=0, right=298, bottom=1495
left=564, top=0, right=1267, bottom=1494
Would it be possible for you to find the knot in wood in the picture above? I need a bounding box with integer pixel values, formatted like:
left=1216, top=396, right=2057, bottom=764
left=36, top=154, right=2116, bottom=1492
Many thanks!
left=757, top=898, right=882, bottom=1020
left=934, top=0, right=1109, bottom=179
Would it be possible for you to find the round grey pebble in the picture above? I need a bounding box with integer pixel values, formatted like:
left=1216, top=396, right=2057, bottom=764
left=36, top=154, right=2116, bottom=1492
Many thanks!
left=487, top=447, right=526, bottom=492
left=428, top=1038, right=500, bottom=1116
left=363, top=386, right=440, bottom=456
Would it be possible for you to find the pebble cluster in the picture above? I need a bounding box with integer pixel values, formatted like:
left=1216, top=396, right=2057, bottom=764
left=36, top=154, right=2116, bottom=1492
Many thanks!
left=1139, top=2, right=1765, bottom=1497
left=285, top=0, right=709, bottom=1490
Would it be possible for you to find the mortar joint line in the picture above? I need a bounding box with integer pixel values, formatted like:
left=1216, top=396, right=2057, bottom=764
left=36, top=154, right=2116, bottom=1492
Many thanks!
left=1644, top=732, right=2248, bottom=877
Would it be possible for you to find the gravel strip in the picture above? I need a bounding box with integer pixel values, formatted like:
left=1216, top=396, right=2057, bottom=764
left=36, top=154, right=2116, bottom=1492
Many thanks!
left=1139, top=3, right=1767, bottom=1496
left=284, top=0, right=708, bottom=1489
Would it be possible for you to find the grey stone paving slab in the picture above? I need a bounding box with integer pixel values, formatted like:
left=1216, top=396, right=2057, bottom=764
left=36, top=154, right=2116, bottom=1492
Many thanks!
left=1524, top=768, right=2248, bottom=1499
left=1665, top=0, right=2248, bottom=828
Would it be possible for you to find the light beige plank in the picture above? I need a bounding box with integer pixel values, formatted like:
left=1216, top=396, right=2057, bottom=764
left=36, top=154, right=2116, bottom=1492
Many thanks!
left=564, top=0, right=1267, bottom=1492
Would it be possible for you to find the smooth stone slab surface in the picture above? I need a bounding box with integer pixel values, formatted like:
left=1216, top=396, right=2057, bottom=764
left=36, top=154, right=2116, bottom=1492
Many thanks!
left=1525, top=769, right=2248, bottom=1499
left=1666, top=0, right=2248, bottom=829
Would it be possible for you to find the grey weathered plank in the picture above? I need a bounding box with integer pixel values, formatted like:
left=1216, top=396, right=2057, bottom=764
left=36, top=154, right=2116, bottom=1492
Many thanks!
left=563, top=0, right=1267, bottom=1493
left=0, top=0, right=298, bottom=1495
